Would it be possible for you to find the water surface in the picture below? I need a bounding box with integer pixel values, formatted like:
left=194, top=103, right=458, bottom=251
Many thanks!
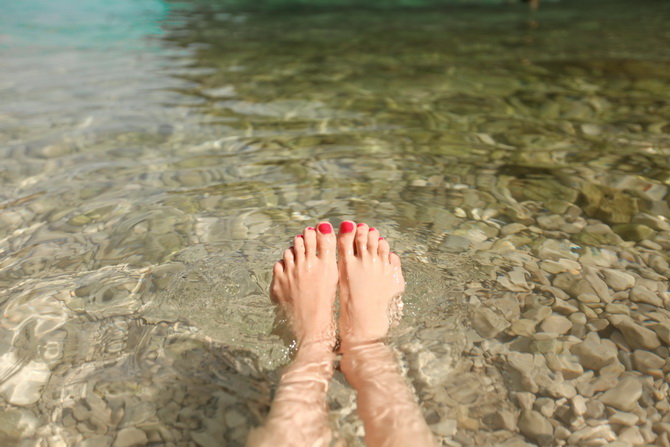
left=1, top=0, right=670, bottom=445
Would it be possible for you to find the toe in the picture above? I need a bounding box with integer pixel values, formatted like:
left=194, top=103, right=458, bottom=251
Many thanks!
left=378, top=237, right=390, bottom=261
left=293, top=234, right=306, bottom=260
left=338, top=221, right=356, bottom=257
left=316, top=221, right=336, bottom=258
left=283, top=247, right=295, bottom=266
left=303, top=226, right=317, bottom=256
left=272, top=260, right=285, bottom=275
left=389, top=252, right=401, bottom=267
left=354, top=222, right=369, bottom=255
left=367, top=227, right=379, bottom=254
left=270, top=261, right=285, bottom=303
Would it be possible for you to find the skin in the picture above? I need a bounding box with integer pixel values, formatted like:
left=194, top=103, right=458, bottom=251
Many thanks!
left=247, top=222, right=338, bottom=447
left=337, top=222, right=436, bottom=447
left=247, top=221, right=436, bottom=447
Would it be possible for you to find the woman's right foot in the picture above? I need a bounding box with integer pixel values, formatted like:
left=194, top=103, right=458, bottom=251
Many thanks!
left=337, top=221, right=405, bottom=349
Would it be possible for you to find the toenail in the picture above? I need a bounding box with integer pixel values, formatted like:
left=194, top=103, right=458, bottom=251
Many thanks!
left=357, top=223, right=365, bottom=227
left=318, top=223, right=332, bottom=234
left=306, top=227, right=315, bottom=231
left=340, top=221, right=354, bottom=233
left=369, top=227, right=376, bottom=231
left=379, top=237, right=383, bottom=240
left=297, top=234, right=303, bottom=238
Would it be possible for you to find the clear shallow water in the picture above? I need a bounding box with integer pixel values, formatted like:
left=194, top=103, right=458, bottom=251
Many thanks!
left=1, top=0, right=670, bottom=445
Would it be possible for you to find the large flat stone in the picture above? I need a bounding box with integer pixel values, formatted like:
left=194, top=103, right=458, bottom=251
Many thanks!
left=570, top=332, right=618, bottom=371
left=599, top=377, right=643, bottom=411
left=608, top=314, right=661, bottom=350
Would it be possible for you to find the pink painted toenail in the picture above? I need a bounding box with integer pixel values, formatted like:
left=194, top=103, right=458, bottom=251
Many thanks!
left=340, top=221, right=354, bottom=233
left=369, top=227, right=376, bottom=231
left=379, top=237, right=383, bottom=240
left=306, top=227, right=315, bottom=231
left=318, top=223, right=332, bottom=234
left=297, top=234, right=303, bottom=238
left=357, top=223, right=365, bottom=227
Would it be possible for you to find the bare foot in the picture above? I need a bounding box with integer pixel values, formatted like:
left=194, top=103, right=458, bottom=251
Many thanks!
left=270, top=222, right=338, bottom=349
left=337, top=221, right=405, bottom=349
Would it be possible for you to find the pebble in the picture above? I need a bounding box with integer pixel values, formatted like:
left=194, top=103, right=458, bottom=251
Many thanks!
left=633, top=213, right=670, bottom=232
left=501, top=223, right=528, bottom=236
left=472, top=307, right=511, bottom=339
left=540, top=259, right=581, bottom=274
left=567, top=425, right=616, bottom=445
left=599, top=377, right=643, bottom=411
left=618, top=426, right=645, bottom=445
left=649, top=323, right=670, bottom=345
left=584, top=266, right=614, bottom=303
left=613, top=223, right=656, bottom=242
left=191, top=431, right=221, bottom=447
left=570, top=312, right=588, bottom=325
left=0, top=408, right=38, bottom=441
left=0, top=360, right=51, bottom=406
left=609, top=411, right=639, bottom=426
left=534, top=397, right=555, bottom=418
left=632, top=350, right=665, bottom=374
left=630, top=285, right=664, bottom=307
left=608, top=315, right=662, bottom=350
left=552, top=297, right=579, bottom=314
left=431, top=417, right=458, bottom=437
left=605, top=303, right=630, bottom=315
left=518, top=410, right=553, bottom=445
left=578, top=293, right=601, bottom=304
left=511, top=319, right=538, bottom=337
left=80, top=436, right=113, bottom=447
left=441, top=234, right=472, bottom=253
left=112, top=428, right=148, bottom=447
left=539, top=315, right=573, bottom=334
left=545, top=353, right=584, bottom=379
left=601, top=269, right=636, bottom=291
left=522, top=305, right=552, bottom=322
left=570, top=332, right=618, bottom=371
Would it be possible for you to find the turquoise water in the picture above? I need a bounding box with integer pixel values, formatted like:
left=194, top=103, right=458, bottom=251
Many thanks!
left=1, top=0, right=670, bottom=445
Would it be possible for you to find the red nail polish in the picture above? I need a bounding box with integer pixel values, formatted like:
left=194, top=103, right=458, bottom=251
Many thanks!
left=357, top=223, right=365, bottom=227
left=340, top=221, right=354, bottom=233
left=306, top=227, right=315, bottom=231
left=379, top=237, right=383, bottom=240
left=369, top=227, right=376, bottom=232
left=297, top=234, right=303, bottom=238
left=318, top=223, right=332, bottom=234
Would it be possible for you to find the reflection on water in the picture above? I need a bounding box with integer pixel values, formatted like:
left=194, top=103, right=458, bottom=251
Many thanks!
left=2, top=0, right=670, bottom=445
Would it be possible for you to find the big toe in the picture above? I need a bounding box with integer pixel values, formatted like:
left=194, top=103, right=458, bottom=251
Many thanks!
left=338, top=220, right=356, bottom=258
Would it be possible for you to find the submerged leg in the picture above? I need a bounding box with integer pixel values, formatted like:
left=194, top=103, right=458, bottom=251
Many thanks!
left=337, top=221, right=437, bottom=447
left=247, top=222, right=338, bottom=447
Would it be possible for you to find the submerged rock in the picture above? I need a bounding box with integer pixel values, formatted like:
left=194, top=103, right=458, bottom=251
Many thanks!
left=607, top=314, right=661, bottom=350
left=612, top=223, right=656, bottom=242
left=518, top=410, right=553, bottom=446
left=599, top=377, right=642, bottom=411
left=579, top=183, right=639, bottom=224
left=570, top=332, right=618, bottom=371
left=471, top=307, right=511, bottom=339
left=601, top=268, right=636, bottom=291
left=629, top=285, right=664, bottom=307
left=0, top=360, right=51, bottom=406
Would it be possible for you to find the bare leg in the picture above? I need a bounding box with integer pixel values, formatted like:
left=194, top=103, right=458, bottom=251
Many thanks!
left=337, top=221, right=437, bottom=447
left=247, top=222, right=338, bottom=447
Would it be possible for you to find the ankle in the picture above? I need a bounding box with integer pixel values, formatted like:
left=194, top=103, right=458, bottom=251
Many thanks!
left=339, top=341, right=396, bottom=383
left=296, top=339, right=336, bottom=360
left=338, top=337, right=387, bottom=355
